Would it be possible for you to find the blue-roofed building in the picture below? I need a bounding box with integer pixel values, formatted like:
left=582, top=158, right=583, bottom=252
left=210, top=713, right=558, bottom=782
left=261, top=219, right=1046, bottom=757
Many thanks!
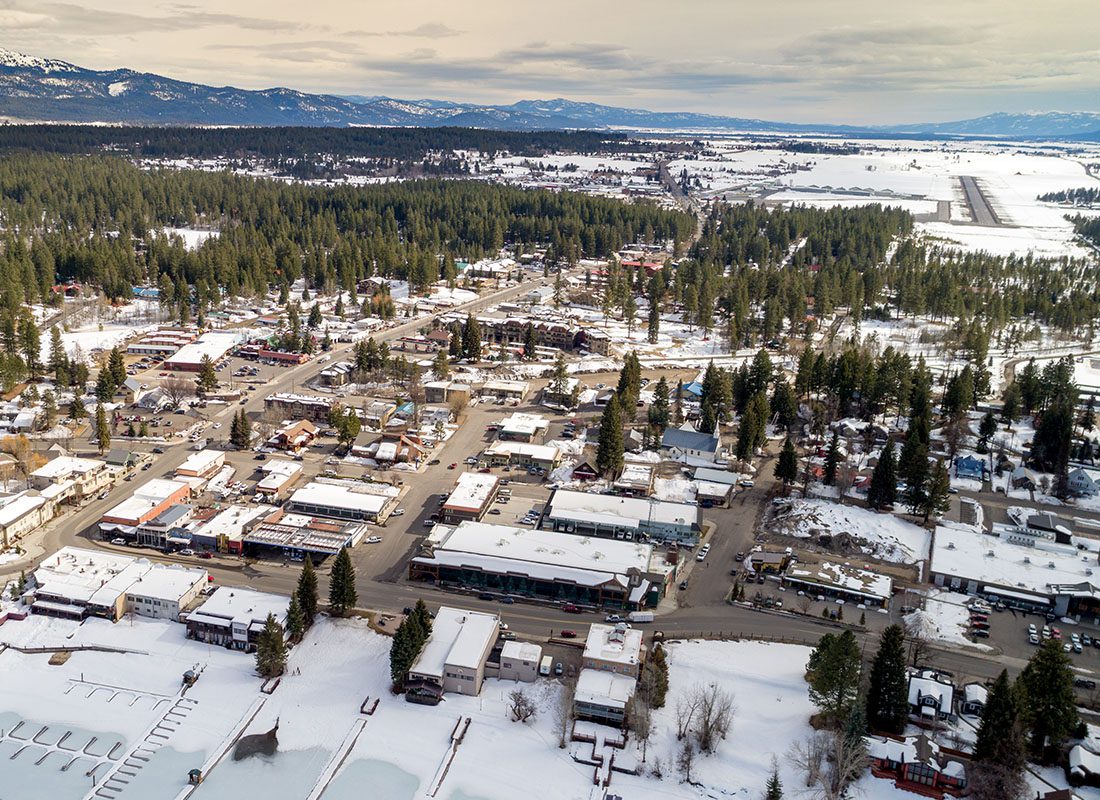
left=132, top=286, right=160, bottom=299
left=661, top=427, right=721, bottom=464
left=680, top=381, right=704, bottom=399
left=953, top=455, right=985, bottom=481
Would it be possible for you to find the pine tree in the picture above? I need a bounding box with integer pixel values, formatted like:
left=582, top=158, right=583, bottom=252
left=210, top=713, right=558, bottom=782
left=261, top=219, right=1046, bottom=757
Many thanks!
left=806, top=631, right=861, bottom=720
left=286, top=594, right=305, bottom=643
left=919, top=460, right=952, bottom=525
left=308, top=302, right=323, bottom=328
left=296, top=558, right=318, bottom=627
left=94, top=403, right=110, bottom=453
left=108, top=346, right=126, bottom=387
left=328, top=546, right=357, bottom=616
left=1019, top=639, right=1078, bottom=757
left=867, top=625, right=908, bottom=734
left=254, top=613, right=287, bottom=679
left=95, top=368, right=115, bottom=402
left=971, top=670, right=1028, bottom=800
left=410, top=599, right=433, bottom=639
left=198, top=355, right=218, bottom=393
left=69, top=395, right=86, bottom=421
left=47, top=326, right=65, bottom=376
left=595, top=395, right=625, bottom=477
left=868, top=439, right=897, bottom=510
left=523, top=323, right=538, bottom=359
left=775, top=438, right=798, bottom=485
left=648, top=376, right=670, bottom=434
left=462, top=314, right=481, bottom=361
left=432, top=347, right=450, bottom=378
left=1001, top=382, right=1020, bottom=427
left=823, top=430, right=840, bottom=486
left=764, top=760, right=784, bottom=800
left=770, top=377, right=798, bottom=432
left=389, top=617, right=419, bottom=690
left=638, top=644, right=669, bottom=708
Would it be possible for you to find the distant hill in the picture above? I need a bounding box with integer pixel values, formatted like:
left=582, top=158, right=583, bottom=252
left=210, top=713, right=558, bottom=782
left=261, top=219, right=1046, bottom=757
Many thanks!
left=0, top=47, right=1095, bottom=139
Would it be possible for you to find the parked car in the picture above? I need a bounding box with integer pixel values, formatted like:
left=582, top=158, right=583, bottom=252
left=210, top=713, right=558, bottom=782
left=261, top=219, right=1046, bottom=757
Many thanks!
left=179, top=548, right=195, bottom=556
left=478, top=593, right=494, bottom=601
left=198, top=552, right=214, bottom=560
left=559, top=630, right=577, bottom=639
left=488, top=508, right=502, bottom=515
left=738, top=479, right=755, bottom=488
left=365, top=536, right=382, bottom=544
left=391, top=508, right=406, bottom=517
left=1075, top=678, right=1098, bottom=690
left=110, top=537, right=127, bottom=546
left=499, top=597, right=515, bottom=604
left=152, top=447, right=165, bottom=454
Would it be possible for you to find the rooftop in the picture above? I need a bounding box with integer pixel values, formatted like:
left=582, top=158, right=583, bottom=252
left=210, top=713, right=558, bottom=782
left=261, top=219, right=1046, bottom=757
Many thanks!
left=545, top=489, right=698, bottom=530
left=176, top=449, right=224, bottom=476
left=583, top=623, right=644, bottom=668
left=186, top=586, right=288, bottom=629
left=785, top=560, right=893, bottom=601
left=288, top=480, right=398, bottom=514
left=34, top=546, right=207, bottom=607
left=501, top=640, right=542, bottom=664
left=484, top=441, right=560, bottom=462
left=30, top=456, right=105, bottom=480
left=0, top=493, right=46, bottom=527
left=165, top=331, right=241, bottom=366
left=575, top=668, right=637, bottom=710
left=444, top=472, right=500, bottom=513
left=498, top=412, right=549, bottom=437
left=410, top=606, right=500, bottom=680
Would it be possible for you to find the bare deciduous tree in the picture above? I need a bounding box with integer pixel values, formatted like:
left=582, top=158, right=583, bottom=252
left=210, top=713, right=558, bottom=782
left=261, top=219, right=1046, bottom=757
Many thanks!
left=788, top=730, right=868, bottom=800
left=675, top=690, right=701, bottom=741
left=162, top=376, right=195, bottom=408
left=676, top=738, right=696, bottom=784
left=508, top=689, right=537, bottom=723
left=798, top=595, right=814, bottom=615
left=628, top=695, right=654, bottom=762
left=694, top=683, right=735, bottom=754
left=553, top=677, right=575, bottom=748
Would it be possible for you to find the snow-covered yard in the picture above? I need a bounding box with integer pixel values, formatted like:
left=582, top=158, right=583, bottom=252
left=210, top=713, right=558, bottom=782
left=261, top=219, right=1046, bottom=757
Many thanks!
left=770, top=498, right=931, bottom=564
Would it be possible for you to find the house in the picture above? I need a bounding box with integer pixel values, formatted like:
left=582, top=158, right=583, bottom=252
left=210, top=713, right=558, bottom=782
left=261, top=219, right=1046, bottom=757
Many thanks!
left=953, top=455, right=985, bottom=481
left=571, top=461, right=599, bottom=482
left=1068, top=467, right=1100, bottom=497
left=959, top=682, right=987, bottom=716
left=661, top=427, right=721, bottom=464
left=498, top=641, right=542, bottom=683
left=29, top=456, right=112, bottom=504
left=405, top=606, right=501, bottom=704
left=574, top=669, right=636, bottom=728
left=184, top=586, right=288, bottom=651
left=267, top=420, right=319, bottom=452
left=253, top=459, right=303, bottom=501
left=424, top=381, right=472, bottom=405
left=1011, top=466, right=1040, bottom=490
left=866, top=733, right=968, bottom=796
left=908, top=670, right=955, bottom=721
left=362, top=401, right=396, bottom=431
left=1068, top=745, right=1100, bottom=787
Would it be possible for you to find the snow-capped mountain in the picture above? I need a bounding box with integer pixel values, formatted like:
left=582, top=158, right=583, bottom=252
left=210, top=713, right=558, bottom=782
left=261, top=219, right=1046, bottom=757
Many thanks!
left=0, top=48, right=1095, bottom=138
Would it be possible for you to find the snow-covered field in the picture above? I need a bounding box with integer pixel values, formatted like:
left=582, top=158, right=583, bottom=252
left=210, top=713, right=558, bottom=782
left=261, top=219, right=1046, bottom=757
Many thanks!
left=770, top=498, right=931, bottom=564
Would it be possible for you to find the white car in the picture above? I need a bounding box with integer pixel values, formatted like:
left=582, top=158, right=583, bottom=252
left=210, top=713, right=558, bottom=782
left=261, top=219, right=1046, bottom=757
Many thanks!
left=212, top=422, right=222, bottom=429
left=391, top=508, right=406, bottom=517
left=738, top=479, right=755, bottom=488
left=365, top=536, right=382, bottom=544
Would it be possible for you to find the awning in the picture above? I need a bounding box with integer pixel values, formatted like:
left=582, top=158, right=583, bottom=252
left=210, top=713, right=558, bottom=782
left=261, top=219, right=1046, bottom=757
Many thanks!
left=984, top=586, right=1051, bottom=604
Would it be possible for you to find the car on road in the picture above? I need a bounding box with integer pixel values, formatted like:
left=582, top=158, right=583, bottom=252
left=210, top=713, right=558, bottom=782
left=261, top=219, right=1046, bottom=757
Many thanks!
left=198, top=552, right=213, bottom=560
left=561, top=603, right=581, bottom=613
left=365, top=536, right=382, bottom=544
left=179, top=548, right=195, bottom=556
left=152, top=447, right=165, bottom=454
left=606, top=614, right=624, bottom=623
left=679, top=579, right=689, bottom=591
left=498, top=631, right=516, bottom=641
left=110, top=537, right=126, bottom=545
left=429, top=459, right=441, bottom=465
left=488, top=508, right=502, bottom=515
left=141, top=463, right=152, bottom=471
left=738, top=479, right=755, bottom=488
left=391, top=508, right=405, bottom=517
left=499, top=597, right=514, bottom=604
left=1075, top=678, right=1098, bottom=690
left=465, top=457, right=478, bottom=465
left=448, top=463, right=457, bottom=469
left=478, top=593, right=494, bottom=601
left=98, top=491, right=110, bottom=500
left=239, top=398, right=247, bottom=404
left=559, top=630, right=577, bottom=639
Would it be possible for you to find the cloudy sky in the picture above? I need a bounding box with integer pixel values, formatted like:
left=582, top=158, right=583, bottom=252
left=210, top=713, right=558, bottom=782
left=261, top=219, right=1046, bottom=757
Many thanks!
left=2, top=0, right=1097, bottom=123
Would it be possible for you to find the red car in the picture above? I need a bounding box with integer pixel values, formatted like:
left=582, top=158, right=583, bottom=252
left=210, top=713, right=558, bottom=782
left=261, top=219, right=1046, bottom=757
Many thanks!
left=561, top=603, right=581, bottom=614
left=559, top=630, right=577, bottom=639
left=448, top=463, right=457, bottom=469
left=198, top=552, right=214, bottom=560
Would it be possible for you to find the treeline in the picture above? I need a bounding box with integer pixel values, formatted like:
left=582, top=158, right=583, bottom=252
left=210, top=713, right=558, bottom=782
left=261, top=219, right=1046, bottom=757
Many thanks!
left=0, top=125, right=632, bottom=160
left=1039, top=186, right=1100, bottom=206
left=0, top=154, right=694, bottom=311
left=1070, top=214, right=1100, bottom=249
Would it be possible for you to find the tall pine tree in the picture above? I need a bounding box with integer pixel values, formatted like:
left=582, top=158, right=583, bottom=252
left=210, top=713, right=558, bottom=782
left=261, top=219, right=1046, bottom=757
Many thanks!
left=296, top=558, right=318, bottom=627
left=595, top=395, right=625, bottom=477
left=867, top=625, right=908, bottom=734
left=328, top=546, right=357, bottom=616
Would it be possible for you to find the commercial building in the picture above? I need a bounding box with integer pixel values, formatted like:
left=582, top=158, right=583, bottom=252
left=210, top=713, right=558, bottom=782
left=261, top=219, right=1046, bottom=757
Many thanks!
left=423, top=381, right=472, bottom=405
left=930, top=521, right=1100, bottom=616
left=29, top=456, right=112, bottom=504
left=442, top=472, right=500, bottom=524
left=254, top=459, right=304, bottom=501
left=498, top=641, right=543, bottom=683
left=0, top=493, right=54, bottom=547
left=175, top=449, right=226, bottom=480
left=480, top=380, right=530, bottom=402
left=126, top=328, right=197, bottom=356
left=264, top=393, right=333, bottom=423
left=135, top=503, right=194, bottom=549
left=189, top=503, right=271, bottom=554
left=542, top=489, right=701, bottom=546
left=612, top=463, right=655, bottom=497
left=582, top=623, right=645, bottom=678
left=405, top=606, right=501, bottom=704
left=410, top=521, right=674, bottom=609
left=497, top=412, right=549, bottom=443
left=483, top=441, right=561, bottom=472
left=31, top=547, right=208, bottom=622
left=99, top=479, right=191, bottom=533
left=163, top=331, right=242, bottom=371
left=692, top=467, right=739, bottom=508
left=242, top=510, right=367, bottom=560
left=286, top=479, right=399, bottom=523
left=783, top=560, right=893, bottom=608
left=319, top=361, right=355, bottom=387
left=184, top=586, right=289, bottom=652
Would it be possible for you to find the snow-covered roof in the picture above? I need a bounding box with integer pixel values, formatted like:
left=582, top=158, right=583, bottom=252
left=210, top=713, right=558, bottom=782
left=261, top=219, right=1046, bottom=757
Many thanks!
left=484, top=441, right=560, bottom=463
left=0, top=493, right=46, bottom=527
left=164, top=331, right=241, bottom=367
left=544, top=490, right=698, bottom=530
left=187, top=586, right=287, bottom=629
left=932, top=521, right=1100, bottom=598
left=34, top=546, right=206, bottom=608
left=501, top=640, right=542, bottom=664
left=192, top=504, right=272, bottom=542
left=176, top=449, right=224, bottom=476
left=583, top=623, right=643, bottom=668
left=963, top=683, right=988, bottom=705
left=410, top=606, right=499, bottom=679
left=102, top=479, right=189, bottom=523
left=1070, top=745, right=1100, bottom=777
left=125, top=563, right=208, bottom=602
left=499, top=412, right=549, bottom=437
left=575, top=668, right=636, bottom=710
left=908, top=673, right=954, bottom=709
left=30, top=456, right=105, bottom=480
left=785, top=560, right=893, bottom=601
left=288, top=481, right=395, bottom=515
left=444, top=472, right=499, bottom=513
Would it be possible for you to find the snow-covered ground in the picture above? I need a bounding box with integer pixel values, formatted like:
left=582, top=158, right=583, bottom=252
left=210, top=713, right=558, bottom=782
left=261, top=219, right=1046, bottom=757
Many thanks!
left=904, top=589, right=993, bottom=651
left=770, top=498, right=931, bottom=564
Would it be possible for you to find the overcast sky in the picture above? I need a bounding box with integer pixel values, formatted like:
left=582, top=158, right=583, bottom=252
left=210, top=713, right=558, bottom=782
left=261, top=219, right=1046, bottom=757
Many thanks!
left=2, top=0, right=1097, bottom=124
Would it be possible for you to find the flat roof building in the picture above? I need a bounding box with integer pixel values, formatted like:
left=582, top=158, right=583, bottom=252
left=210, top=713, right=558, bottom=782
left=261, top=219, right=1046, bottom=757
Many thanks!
left=243, top=510, right=367, bottom=560
left=410, top=521, right=673, bottom=610
left=442, top=472, right=500, bottom=524
left=574, top=669, right=637, bottom=728
left=497, top=412, right=549, bottom=443
left=583, top=623, right=645, bottom=678
left=483, top=441, right=561, bottom=471
left=783, top=560, right=893, bottom=608
left=184, top=586, right=288, bottom=652
left=176, top=449, right=226, bottom=480
left=100, top=479, right=191, bottom=531
left=405, top=606, right=500, bottom=704
left=542, top=489, right=700, bottom=546
left=163, top=331, right=242, bottom=371
left=499, top=641, right=543, bottom=683
left=286, top=479, right=399, bottom=523
left=254, top=459, right=304, bottom=500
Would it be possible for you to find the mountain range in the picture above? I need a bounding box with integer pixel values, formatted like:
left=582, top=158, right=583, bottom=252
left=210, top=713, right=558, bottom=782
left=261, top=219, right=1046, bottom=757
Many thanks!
left=1, top=48, right=1098, bottom=139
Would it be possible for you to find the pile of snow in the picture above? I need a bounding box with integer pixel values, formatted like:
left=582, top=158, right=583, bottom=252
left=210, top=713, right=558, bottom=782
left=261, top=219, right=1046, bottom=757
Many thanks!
left=771, top=498, right=931, bottom=564
left=653, top=477, right=697, bottom=503
left=904, top=590, right=993, bottom=651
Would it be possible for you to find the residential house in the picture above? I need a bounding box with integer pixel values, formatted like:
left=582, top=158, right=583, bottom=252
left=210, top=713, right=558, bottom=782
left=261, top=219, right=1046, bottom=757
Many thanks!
left=953, top=455, right=985, bottom=481
left=498, top=641, right=542, bottom=683
left=866, top=734, right=967, bottom=796
left=959, top=683, right=988, bottom=716
left=29, top=456, right=112, bottom=505
left=267, top=420, right=319, bottom=452
left=908, top=670, right=955, bottom=722
left=582, top=623, right=644, bottom=678
left=184, top=586, right=289, bottom=652
left=1068, top=467, right=1100, bottom=497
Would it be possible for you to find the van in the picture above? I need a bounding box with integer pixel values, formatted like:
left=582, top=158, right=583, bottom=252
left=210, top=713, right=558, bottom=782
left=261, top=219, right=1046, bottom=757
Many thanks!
left=539, top=655, right=553, bottom=677
left=627, top=611, right=654, bottom=623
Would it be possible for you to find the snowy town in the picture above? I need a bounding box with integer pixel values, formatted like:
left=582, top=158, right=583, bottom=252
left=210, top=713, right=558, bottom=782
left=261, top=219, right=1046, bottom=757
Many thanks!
left=0, top=43, right=1098, bottom=800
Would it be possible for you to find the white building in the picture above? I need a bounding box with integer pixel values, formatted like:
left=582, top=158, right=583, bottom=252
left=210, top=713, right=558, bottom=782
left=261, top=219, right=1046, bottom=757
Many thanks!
left=286, top=479, right=399, bottom=522
left=175, top=449, right=226, bottom=480
left=124, top=564, right=208, bottom=620
left=574, top=668, right=637, bottom=727
left=442, top=472, right=500, bottom=524
left=406, top=606, right=500, bottom=702
left=582, top=623, right=645, bottom=678
left=499, top=641, right=543, bottom=683
left=542, top=489, right=700, bottom=545
left=29, top=456, right=112, bottom=503
left=184, top=586, right=288, bottom=652
left=0, top=492, right=53, bottom=547
left=254, top=459, right=304, bottom=500
left=163, top=331, right=242, bottom=371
